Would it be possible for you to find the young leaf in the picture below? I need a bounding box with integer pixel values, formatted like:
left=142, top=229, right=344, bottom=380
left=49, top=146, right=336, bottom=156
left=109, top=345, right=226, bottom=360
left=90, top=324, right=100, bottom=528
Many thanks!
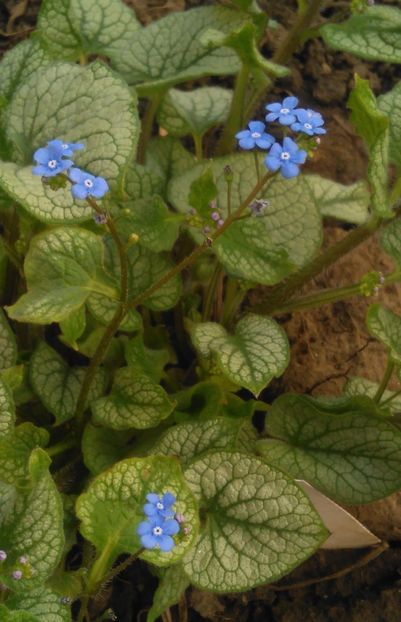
left=147, top=565, right=189, bottom=622
left=6, top=227, right=118, bottom=324
left=91, top=367, right=175, bottom=430
left=150, top=418, right=242, bottom=466
left=0, top=423, right=49, bottom=484
left=168, top=153, right=323, bottom=283
left=82, top=422, right=130, bottom=475
left=380, top=215, right=401, bottom=264
left=182, top=451, right=327, bottom=592
left=6, top=586, right=72, bottom=622
left=0, top=39, right=52, bottom=103
left=192, top=314, right=289, bottom=396
left=259, top=394, right=401, bottom=504
left=147, top=137, right=196, bottom=183
left=30, top=343, right=107, bottom=425
left=348, top=76, right=391, bottom=217
left=125, top=163, right=166, bottom=201
left=125, top=335, right=170, bottom=383
left=366, top=304, right=401, bottom=364
left=1, top=449, right=64, bottom=592
left=117, top=196, right=181, bottom=252
left=188, top=168, right=218, bottom=219
left=37, top=0, right=140, bottom=62
left=0, top=377, right=15, bottom=438
left=379, top=82, right=401, bottom=170
left=0, top=309, right=17, bottom=370
left=157, top=87, right=233, bottom=138
left=110, top=6, right=244, bottom=92
left=174, top=381, right=225, bottom=421
left=59, top=306, right=86, bottom=350
left=344, top=376, right=401, bottom=414
left=1, top=62, right=139, bottom=223
left=303, top=177, right=370, bottom=225
left=76, top=456, right=199, bottom=568
left=321, top=6, right=401, bottom=64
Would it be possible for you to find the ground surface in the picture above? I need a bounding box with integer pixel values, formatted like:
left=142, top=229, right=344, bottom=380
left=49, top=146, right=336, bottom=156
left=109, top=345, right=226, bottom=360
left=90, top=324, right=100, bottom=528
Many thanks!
left=2, top=1, right=401, bottom=620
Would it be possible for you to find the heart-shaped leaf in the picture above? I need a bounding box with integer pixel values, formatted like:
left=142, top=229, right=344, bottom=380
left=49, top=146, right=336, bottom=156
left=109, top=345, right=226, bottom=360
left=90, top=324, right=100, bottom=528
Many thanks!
left=91, top=367, right=175, bottom=430
left=259, top=394, right=401, bottom=504
left=110, top=6, right=243, bottom=92
left=158, top=87, right=233, bottom=138
left=321, top=5, right=401, bottom=63
left=1, top=449, right=64, bottom=592
left=30, top=343, right=107, bottom=425
left=6, top=586, right=72, bottom=622
left=0, top=39, right=52, bottom=103
left=37, top=0, right=140, bottom=62
left=1, top=62, right=139, bottom=222
left=182, top=451, right=327, bottom=592
left=0, top=423, right=49, bottom=484
left=76, top=456, right=199, bottom=568
left=0, top=607, right=39, bottom=622
left=191, top=314, right=289, bottom=396
left=150, top=418, right=242, bottom=466
left=0, top=376, right=15, bottom=438
left=6, top=227, right=118, bottom=325
left=344, top=376, right=401, bottom=414
left=82, top=422, right=130, bottom=475
left=125, top=335, right=170, bottom=383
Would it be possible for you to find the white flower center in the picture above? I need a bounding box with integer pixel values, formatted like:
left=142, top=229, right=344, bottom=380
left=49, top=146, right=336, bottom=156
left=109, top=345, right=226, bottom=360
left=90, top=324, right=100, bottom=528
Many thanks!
left=280, top=108, right=290, bottom=114
left=48, top=159, right=57, bottom=169
left=251, top=132, right=261, bottom=139
left=62, top=143, right=69, bottom=149
left=153, top=526, right=163, bottom=536
left=156, top=502, right=164, bottom=510
left=84, top=179, right=94, bottom=188
left=304, top=123, right=312, bottom=130
left=280, top=152, right=290, bottom=160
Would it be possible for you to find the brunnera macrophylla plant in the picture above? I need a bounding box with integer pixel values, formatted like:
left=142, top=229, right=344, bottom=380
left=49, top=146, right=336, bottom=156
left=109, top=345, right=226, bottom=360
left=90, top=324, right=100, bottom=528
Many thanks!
left=1, top=0, right=401, bottom=620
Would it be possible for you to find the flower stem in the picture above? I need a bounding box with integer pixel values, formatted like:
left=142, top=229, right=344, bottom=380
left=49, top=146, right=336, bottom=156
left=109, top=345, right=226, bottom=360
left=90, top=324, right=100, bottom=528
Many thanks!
left=216, top=64, right=250, bottom=156
left=193, top=133, right=203, bottom=160
left=74, top=198, right=129, bottom=436
left=374, top=358, right=395, bottom=404
left=202, top=264, right=223, bottom=321
left=262, top=270, right=401, bottom=315
left=46, top=437, right=76, bottom=457
left=137, top=92, right=164, bottom=165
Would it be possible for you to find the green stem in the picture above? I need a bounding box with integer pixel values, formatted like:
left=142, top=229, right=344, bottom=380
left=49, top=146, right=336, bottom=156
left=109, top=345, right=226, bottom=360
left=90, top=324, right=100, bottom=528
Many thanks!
left=272, top=0, right=324, bottom=65
left=202, top=264, right=222, bottom=321
left=137, top=91, right=164, bottom=165
left=127, top=170, right=275, bottom=312
left=390, top=174, right=401, bottom=204
left=266, top=270, right=401, bottom=315
left=74, top=198, right=129, bottom=436
left=260, top=214, right=382, bottom=314
left=98, top=549, right=143, bottom=590
left=193, top=133, right=203, bottom=160
left=253, top=152, right=261, bottom=183
left=374, top=358, right=395, bottom=404
left=245, top=0, right=324, bottom=121
left=222, top=279, right=246, bottom=327
left=380, top=388, right=401, bottom=407
left=216, top=64, right=250, bottom=156
left=47, top=437, right=76, bottom=457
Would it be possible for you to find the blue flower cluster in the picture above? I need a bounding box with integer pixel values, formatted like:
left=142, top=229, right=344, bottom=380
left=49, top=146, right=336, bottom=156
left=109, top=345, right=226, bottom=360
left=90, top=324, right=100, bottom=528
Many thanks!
left=235, top=97, right=326, bottom=179
left=136, top=492, right=180, bottom=552
left=32, top=139, right=109, bottom=200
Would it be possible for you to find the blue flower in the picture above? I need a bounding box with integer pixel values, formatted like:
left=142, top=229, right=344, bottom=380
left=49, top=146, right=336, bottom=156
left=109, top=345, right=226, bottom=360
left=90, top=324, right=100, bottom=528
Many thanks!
left=235, top=121, right=275, bottom=150
left=291, top=109, right=326, bottom=136
left=32, top=145, right=73, bottom=177
left=47, top=139, right=84, bottom=156
left=137, top=517, right=180, bottom=552
left=69, top=168, right=109, bottom=200
left=144, top=492, right=176, bottom=519
left=264, top=137, right=307, bottom=178
left=265, top=96, right=299, bottom=126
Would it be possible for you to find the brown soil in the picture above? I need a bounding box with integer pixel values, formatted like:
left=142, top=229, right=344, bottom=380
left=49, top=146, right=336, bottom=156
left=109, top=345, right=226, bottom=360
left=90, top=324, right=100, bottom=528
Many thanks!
left=2, top=1, right=401, bottom=621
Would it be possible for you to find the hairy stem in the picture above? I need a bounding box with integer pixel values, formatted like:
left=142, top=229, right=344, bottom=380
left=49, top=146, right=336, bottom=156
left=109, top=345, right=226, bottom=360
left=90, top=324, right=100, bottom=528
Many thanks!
left=261, top=270, right=401, bottom=315
left=259, top=215, right=382, bottom=314
left=272, top=0, right=324, bottom=65
left=137, top=91, right=164, bottom=164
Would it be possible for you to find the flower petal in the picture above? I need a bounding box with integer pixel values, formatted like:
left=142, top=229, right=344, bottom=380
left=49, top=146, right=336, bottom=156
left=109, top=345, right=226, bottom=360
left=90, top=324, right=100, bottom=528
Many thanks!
left=162, top=493, right=176, bottom=507
left=92, top=177, right=109, bottom=198
left=265, top=102, right=281, bottom=113
left=136, top=521, right=152, bottom=536
left=279, top=113, right=296, bottom=125
left=283, top=137, right=298, bottom=153
left=256, top=135, right=275, bottom=149
left=248, top=120, right=265, bottom=133
left=238, top=137, right=255, bottom=150
left=71, top=184, right=88, bottom=200
left=265, top=112, right=279, bottom=122
left=163, top=519, right=180, bottom=536
left=69, top=167, right=85, bottom=183
left=144, top=503, right=158, bottom=517
left=141, top=534, right=157, bottom=549
left=283, top=96, right=299, bottom=110
left=264, top=155, right=281, bottom=172
left=159, top=535, right=175, bottom=552
left=235, top=130, right=251, bottom=139
left=33, top=147, right=52, bottom=164
left=281, top=161, right=300, bottom=178
left=32, top=165, right=48, bottom=176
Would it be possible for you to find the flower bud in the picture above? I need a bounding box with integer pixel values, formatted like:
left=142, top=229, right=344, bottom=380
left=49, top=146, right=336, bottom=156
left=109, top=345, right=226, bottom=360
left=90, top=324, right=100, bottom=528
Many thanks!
left=12, top=570, right=22, bottom=580
left=0, top=551, right=7, bottom=562
left=223, top=165, right=233, bottom=182
left=211, top=212, right=220, bottom=222
left=217, top=219, right=225, bottom=228
left=19, top=556, right=28, bottom=565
